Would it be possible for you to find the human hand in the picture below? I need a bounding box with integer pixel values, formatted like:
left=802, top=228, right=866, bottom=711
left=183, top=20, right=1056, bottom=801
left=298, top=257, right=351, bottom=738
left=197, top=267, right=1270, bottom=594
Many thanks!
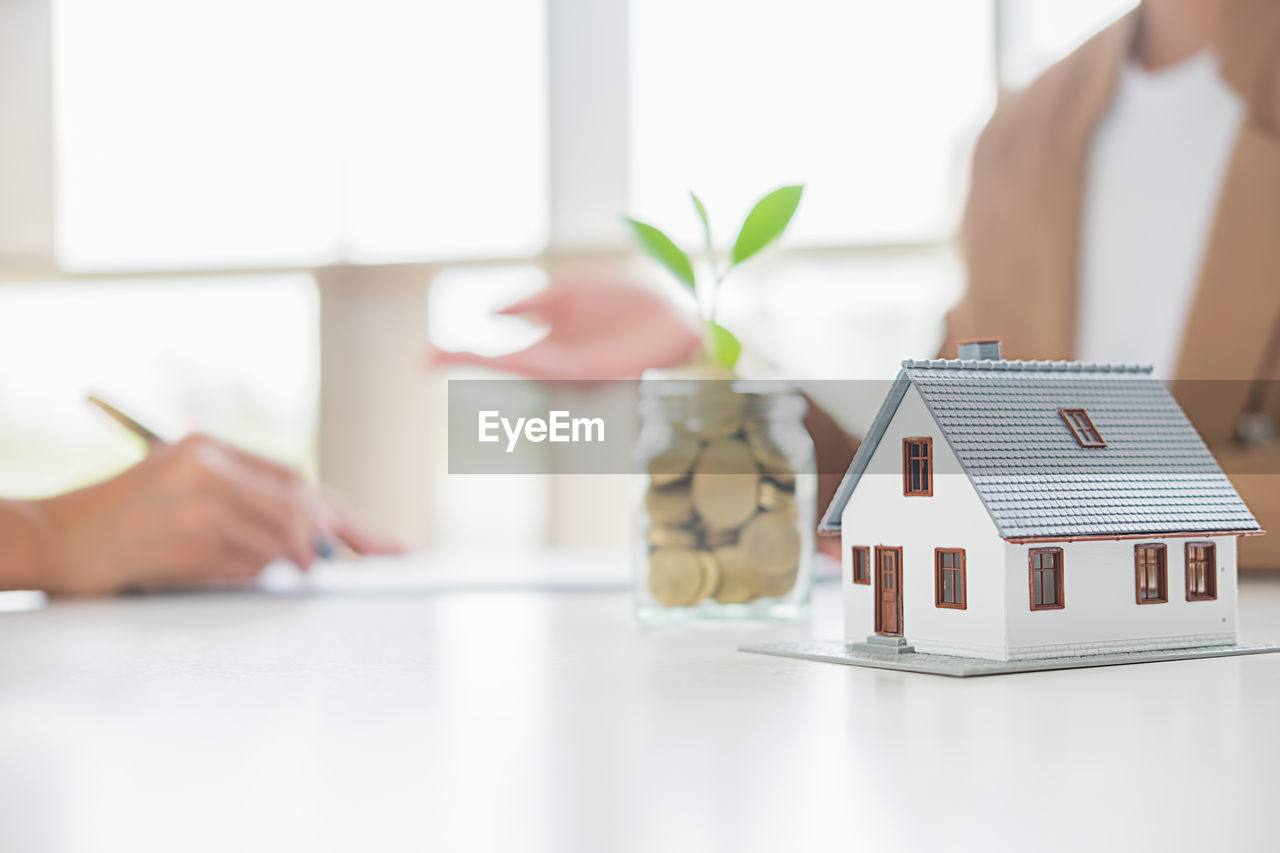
left=33, top=434, right=401, bottom=595
left=426, top=279, right=703, bottom=380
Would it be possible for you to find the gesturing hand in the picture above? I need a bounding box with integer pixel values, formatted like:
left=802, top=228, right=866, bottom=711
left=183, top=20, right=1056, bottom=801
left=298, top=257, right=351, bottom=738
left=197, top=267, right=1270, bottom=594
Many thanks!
left=427, top=279, right=703, bottom=380
left=35, top=434, right=400, bottom=595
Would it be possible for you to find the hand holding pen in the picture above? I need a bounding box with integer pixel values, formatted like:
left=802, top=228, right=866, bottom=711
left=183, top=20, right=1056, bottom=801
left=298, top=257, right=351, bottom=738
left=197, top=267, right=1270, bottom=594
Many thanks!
left=15, top=395, right=406, bottom=595
left=89, top=394, right=344, bottom=562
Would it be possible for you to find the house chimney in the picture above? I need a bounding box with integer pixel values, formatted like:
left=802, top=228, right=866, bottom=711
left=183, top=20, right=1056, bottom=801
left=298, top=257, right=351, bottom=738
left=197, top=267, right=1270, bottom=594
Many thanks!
left=957, top=339, right=1002, bottom=360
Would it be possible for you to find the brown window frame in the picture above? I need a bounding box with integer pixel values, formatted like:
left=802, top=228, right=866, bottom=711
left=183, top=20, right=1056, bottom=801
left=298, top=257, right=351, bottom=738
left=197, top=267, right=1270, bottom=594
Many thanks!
left=1028, top=547, right=1065, bottom=611
left=902, top=437, right=933, bottom=496
left=1133, top=544, right=1168, bottom=604
left=1059, top=408, right=1106, bottom=448
left=851, top=546, right=870, bottom=585
left=934, top=548, right=966, bottom=609
left=1185, top=542, right=1218, bottom=602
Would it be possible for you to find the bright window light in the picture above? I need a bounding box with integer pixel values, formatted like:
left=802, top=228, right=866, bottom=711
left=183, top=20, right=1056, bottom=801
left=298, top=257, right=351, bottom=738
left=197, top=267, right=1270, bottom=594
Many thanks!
left=51, top=0, right=547, bottom=271
left=630, top=0, right=996, bottom=248
left=0, top=275, right=318, bottom=497
left=341, top=1, right=548, bottom=263
left=428, top=266, right=549, bottom=357
left=999, top=0, right=1139, bottom=89
left=425, top=266, right=553, bottom=548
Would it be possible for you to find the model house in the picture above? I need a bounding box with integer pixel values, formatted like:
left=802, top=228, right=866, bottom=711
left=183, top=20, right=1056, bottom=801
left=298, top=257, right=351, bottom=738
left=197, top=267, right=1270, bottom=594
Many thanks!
left=818, top=340, right=1263, bottom=662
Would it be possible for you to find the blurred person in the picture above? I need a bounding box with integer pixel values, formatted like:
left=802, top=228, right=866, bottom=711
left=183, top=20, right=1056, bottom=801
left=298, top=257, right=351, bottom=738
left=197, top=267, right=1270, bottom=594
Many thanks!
left=430, top=279, right=704, bottom=381
left=947, top=0, right=1280, bottom=566
left=436, top=0, right=1280, bottom=565
left=0, top=434, right=398, bottom=595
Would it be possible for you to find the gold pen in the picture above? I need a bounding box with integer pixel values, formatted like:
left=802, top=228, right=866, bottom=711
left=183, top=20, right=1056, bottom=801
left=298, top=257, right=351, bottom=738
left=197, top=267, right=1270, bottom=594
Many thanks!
left=87, top=393, right=336, bottom=560
left=87, top=394, right=167, bottom=444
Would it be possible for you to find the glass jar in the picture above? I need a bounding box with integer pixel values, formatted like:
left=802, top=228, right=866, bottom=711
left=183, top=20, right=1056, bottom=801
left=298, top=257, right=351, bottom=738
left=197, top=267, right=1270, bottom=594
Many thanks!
left=633, top=373, right=815, bottom=622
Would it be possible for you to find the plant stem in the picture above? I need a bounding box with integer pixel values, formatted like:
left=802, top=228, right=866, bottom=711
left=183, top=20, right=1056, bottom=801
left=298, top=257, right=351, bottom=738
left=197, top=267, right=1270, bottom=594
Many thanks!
left=708, top=264, right=728, bottom=325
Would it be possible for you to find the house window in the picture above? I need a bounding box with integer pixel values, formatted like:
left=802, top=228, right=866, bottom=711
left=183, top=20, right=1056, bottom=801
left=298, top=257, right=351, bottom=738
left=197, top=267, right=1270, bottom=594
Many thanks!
left=851, top=546, right=870, bottom=584
left=1134, top=544, right=1167, bottom=604
left=903, top=437, right=933, bottom=496
left=1029, top=548, right=1064, bottom=610
left=935, top=548, right=966, bottom=609
left=1186, top=543, right=1217, bottom=601
left=1059, top=408, right=1105, bottom=448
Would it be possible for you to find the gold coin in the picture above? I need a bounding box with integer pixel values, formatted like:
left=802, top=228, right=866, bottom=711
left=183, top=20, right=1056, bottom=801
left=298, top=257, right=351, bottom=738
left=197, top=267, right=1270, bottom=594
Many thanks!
left=739, top=511, right=801, bottom=576
left=691, top=390, right=744, bottom=440
left=763, top=475, right=795, bottom=493
left=648, top=547, right=706, bottom=607
left=647, top=524, right=699, bottom=548
left=758, top=480, right=797, bottom=515
left=744, top=421, right=794, bottom=478
left=693, top=414, right=742, bottom=441
left=691, top=439, right=759, bottom=530
left=756, top=569, right=797, bottom=597
left=702, top=526, right=739, bottom=548
left=712, top=545, right=756, bottom=604
left=763, top=469, right=794, bottom=487
left=646, top=483, right=694, bottom=525
left=685, top=379, right=743, bottom=431
left=692, top=549, right=721, bottom=603
left=647, top=429, right=702, bottom=487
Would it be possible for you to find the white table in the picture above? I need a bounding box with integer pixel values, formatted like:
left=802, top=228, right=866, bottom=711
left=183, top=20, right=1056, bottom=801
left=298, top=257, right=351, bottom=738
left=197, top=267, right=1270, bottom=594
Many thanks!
left=2, top=553, right=1279, bottom=853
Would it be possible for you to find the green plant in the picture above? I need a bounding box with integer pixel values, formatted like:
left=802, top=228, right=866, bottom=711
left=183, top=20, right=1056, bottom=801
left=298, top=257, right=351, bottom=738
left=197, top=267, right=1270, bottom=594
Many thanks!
left=625, top=184, right=804, bottom=370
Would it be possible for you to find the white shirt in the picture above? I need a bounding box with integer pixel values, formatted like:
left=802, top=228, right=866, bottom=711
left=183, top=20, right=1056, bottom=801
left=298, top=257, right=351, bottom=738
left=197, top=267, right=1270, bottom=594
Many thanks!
left=1076, top=50, right=1244, bottom=378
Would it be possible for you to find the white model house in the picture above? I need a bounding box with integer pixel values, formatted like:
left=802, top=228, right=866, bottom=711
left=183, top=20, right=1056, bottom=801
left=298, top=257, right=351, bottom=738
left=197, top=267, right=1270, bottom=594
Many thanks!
left=818, top=340, right=1263, bottom=662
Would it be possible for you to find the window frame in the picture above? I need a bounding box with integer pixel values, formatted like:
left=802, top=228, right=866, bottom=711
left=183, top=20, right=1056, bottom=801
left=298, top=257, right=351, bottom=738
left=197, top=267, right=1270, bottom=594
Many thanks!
left=934, top=547, right=966, bottom=609
left=1133, top=543, right=1168, bottom=604
left=1059, top=408, right=1105, bottom=448
left=1185, top=542, right=1218, bottom=602
left=902, top=437, right=934, bottom=497
left=1028, top=547, right=1065, bottom=611
left=851, top=545, right=870, bottom=584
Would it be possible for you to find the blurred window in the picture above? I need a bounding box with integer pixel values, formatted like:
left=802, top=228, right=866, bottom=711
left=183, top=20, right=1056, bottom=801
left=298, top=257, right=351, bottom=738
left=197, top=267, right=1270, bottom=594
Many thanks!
left=51, top=0, right=548, bottom=270
left=0, top=275, right=318, bottom=497
left=630, top=0, right=997, bottom=248
left=998, top=0, right=1139, bottom=90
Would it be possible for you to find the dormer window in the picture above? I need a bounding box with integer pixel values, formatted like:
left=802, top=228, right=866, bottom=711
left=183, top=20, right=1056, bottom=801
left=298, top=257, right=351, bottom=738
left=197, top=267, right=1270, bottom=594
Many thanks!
left=1060, top=408, right=1105, bottom=448
left=903, top=437, right=933, bottom=496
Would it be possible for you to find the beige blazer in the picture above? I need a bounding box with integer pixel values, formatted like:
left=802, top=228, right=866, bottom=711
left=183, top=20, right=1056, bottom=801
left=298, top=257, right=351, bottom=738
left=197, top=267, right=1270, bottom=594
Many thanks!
left=945, top=0, right=1280, bottom=567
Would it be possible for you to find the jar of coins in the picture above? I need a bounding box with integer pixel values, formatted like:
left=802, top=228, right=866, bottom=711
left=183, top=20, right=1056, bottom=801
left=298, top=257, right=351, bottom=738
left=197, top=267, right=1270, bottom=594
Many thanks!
left=634, top=372, right=815, bottom=621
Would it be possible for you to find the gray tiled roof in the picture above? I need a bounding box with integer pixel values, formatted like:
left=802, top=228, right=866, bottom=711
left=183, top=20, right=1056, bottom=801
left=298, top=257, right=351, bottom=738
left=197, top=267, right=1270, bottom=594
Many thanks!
left=818, top=359, right=1261, bottom=540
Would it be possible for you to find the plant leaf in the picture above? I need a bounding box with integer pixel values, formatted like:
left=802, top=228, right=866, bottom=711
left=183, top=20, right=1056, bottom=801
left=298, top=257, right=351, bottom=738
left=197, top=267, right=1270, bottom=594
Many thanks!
left=704, top=321, right=741, bottom=370
left=624, top=217, right=696, bottom=292
left=730, top=184, right=804, bottom=266
left=690, top=191, right=712, bottom=254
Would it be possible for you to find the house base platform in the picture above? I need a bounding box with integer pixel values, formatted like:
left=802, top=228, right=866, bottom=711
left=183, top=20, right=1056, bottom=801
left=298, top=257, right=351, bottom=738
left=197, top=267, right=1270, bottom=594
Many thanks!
left=740, top=640, right=1280, bottom=678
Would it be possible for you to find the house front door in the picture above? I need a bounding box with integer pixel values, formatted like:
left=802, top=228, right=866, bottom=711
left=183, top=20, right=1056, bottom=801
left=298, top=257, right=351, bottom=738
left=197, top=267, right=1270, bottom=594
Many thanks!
left=874, top=546, right=903, bottom=637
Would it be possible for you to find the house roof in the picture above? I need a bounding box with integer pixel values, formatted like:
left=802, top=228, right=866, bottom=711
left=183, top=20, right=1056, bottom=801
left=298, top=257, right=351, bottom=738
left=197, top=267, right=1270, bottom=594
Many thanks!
left=818, top=358, right=1262, bottom=541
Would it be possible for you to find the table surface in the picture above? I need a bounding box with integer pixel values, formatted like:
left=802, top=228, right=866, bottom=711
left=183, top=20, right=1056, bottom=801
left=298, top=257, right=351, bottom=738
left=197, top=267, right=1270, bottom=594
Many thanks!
left=3, top=553, right=1280, bottom=853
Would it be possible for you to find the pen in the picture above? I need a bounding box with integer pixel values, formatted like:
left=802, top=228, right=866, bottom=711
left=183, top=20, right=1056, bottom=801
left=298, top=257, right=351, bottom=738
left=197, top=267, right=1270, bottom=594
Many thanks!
left=87, top=393, right=336, bottom=560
